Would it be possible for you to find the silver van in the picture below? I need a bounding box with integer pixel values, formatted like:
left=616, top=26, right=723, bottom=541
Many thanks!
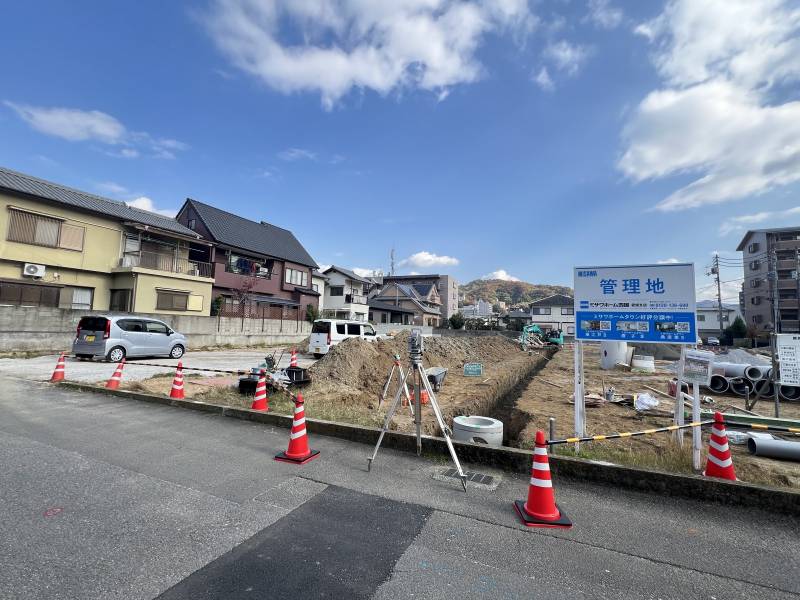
left=72, top=315, right=187, bottom=362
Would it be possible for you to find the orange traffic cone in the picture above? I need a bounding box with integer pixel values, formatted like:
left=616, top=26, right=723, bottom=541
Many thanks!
left=105, top=359, right=126, bottom=390
left=514, top=430, right=572, bottom=528
left=169, top=362, right=185, bottom=399
left=275, top=393, right=319, bottom=464
left=290, top=348, right=298, bottom=368
left=703, top=411, right=737, bottom=481
left=251, top=370, right=269, bottom=411
left=50, top=352, right=66, bottom=382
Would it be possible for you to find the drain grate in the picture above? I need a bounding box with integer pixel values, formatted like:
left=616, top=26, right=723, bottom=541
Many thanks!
left=440, top=468, right=494, bottom=486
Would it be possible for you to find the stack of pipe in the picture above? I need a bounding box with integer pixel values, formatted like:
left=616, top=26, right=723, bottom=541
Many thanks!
left=700, top=362, right=800, bottom=400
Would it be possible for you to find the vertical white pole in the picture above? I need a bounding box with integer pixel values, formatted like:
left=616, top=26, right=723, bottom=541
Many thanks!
left=692, top=381, right=702, bottom=471
left=673, top=346, right=686, bottom=447
left=573, top=340, right=585, bottom=452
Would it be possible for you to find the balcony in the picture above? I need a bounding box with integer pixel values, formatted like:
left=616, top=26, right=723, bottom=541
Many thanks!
left=773, top=239, right=800, bottom=251
left=345, top=293, right=367, bottom=305
left=119, top=251, right=213, bottom=278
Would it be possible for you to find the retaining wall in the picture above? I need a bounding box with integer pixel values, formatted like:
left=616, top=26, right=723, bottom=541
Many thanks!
left=0, top=305, right=311, bottom=352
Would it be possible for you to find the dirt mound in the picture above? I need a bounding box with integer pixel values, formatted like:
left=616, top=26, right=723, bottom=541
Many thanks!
left=307, top=333, right=520, bottom=402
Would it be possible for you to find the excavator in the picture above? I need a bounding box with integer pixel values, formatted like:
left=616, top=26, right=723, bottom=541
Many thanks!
left=519, top=324, right=564, bottom=350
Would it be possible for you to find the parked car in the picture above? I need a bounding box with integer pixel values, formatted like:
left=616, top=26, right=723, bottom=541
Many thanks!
left=706, top=336, right=720, bottom=346
left=72, top=315, right=187, bottom=362
left=308, top=319, right=377, bottom=357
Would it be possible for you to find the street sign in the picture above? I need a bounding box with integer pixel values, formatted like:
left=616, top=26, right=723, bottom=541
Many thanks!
left=776, top=334, right=800, bottom=385
left=573, top=263, right=697, bottom=344
left=679, top=349, right=714, bottom=386
left=463, top=363, right=484, bottom=377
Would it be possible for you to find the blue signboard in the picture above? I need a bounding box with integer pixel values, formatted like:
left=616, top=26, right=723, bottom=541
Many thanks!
left=573, top=264, right=697, bottom=344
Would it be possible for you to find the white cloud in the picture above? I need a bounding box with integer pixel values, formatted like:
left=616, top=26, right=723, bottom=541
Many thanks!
left=586, top=0, right=623, bottom=30
left=657, top=257, right=681, bottom=264
left=95, top=181, right=128, bottom=196
left=278, top=148, right=316, bottom=161
left=482, top=269, right=520, bottom=282
left=533, top=66, right=554, bottom=91
left=204, top=0, right=536, bottom=109
left=4, top=101, right=188, bottom=160
left=352, top=267, right=384, bottom=278
left=619, top=0, right=800, bottom=210
left=398, top=251, right=460, bottom=269
left=719, top=206, right=800, bottom=236
left=126, top=196, right=178, bottom=218
left=544, top=40, right=590, bottom=76
left=317, top=264, right=331, bottom=272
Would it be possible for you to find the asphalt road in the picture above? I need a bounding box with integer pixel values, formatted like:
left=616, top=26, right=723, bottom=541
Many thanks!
left=0, top=347, right=316, bottom=383
left=1, top=377, right=798, bottom=600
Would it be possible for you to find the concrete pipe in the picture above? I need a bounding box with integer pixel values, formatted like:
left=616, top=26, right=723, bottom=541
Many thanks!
left=729, top=377, right=755, bottom=396
left=708, top=374, right=730, bottom=394
left=747, top=437, right=800, bottom=461
left=779, top=385, right=800, bottom=401
left=744, top=365, right=769, bottom=381
left=753, top=379, right=775, bottom=398
left=714, top=363, right=749, bottom=378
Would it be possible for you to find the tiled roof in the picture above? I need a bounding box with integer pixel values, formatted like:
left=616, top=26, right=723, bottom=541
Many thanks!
left=367, top=299, right=414, bottom=314
left=183, top=198, right=317, bottom=268
left=530, top=293, right=573, bottom=307
left=322, top=265, right=371, bottom=284
left=0, top=165, right=197, bottom=237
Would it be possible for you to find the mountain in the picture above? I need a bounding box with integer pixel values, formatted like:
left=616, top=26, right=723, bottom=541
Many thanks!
left=460, top=279, right=572, bottom=307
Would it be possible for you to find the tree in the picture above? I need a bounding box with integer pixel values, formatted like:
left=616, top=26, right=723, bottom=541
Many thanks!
left=724, top=316, right=747, bottom=343
left=449, top=313, right=465, bottom=330
left=305, top=304, right=320, bottom=323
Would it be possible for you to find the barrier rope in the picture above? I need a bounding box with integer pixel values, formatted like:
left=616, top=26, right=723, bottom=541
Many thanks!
left=548, top=420, right=713, bottom=445
left=722, top=421, right=800, bottom=435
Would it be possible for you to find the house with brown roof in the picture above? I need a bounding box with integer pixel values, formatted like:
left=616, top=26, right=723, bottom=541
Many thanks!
left=371, top=281, right=441, bottom=327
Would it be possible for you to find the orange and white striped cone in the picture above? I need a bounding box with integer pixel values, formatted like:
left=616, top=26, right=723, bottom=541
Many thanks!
left=290, top=348, right=298, bottom=368
left=251, top=370, right=269, bottom=411
left=50, top=352, right=66, bottom=382
left=514, top=430, right=572, bottom=528
left=703, top=411, right=737, bottom=481
left=105, top=359, right=126, bottom=390
left=169, top=362, right=185, bottom=399
left=275, top=393, right=319, bottom=464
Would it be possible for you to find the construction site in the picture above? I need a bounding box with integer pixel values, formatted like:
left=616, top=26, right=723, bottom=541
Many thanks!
left=118, top=331, right=800, bottom=490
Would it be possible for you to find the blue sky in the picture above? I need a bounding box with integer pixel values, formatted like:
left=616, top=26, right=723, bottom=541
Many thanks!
left=2, top=1, right=799, bottom=304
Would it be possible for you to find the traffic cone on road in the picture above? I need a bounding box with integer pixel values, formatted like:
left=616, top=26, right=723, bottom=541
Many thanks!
left=50, top=352, right=66, bottom=382
left=105, top=359, right=126, bottom=390
left=514, top=430, right=572, bottom=528
left=275, top=393, right=319, bottom=464
left=703, top=411, right=737, bottom=481
left=169, top=362, right=185, bottom=399
left=290, top=348, right=298, bottom=368
left=251, top=370, right=269, bottom=411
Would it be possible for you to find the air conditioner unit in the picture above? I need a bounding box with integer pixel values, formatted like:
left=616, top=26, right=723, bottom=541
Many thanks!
left=22, top=263, right=46, bottom=278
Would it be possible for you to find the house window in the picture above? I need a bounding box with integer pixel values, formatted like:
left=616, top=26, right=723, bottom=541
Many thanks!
left=0, top=281, right=60, bottom=307
left=285, top=268, right=308, bottom=287
left=110, top=289, right=132, bottom=312
left=752, top=315, right=763, bottom=324
left=561, top=307, right=574, bottom=315
left=531, top=307, right=551, bottom=315
left=748, top=243, right=759, bottom=253
left=750, top=260, right=760, bottom=270
left=382, top=313, right=388, bottom=323
left=697, top=314, right=706, bottom=322
left=312, top=283, right=319, bottom=293
left=156, top=290, right=189, bottom=311
left=751, top=279, right=761, bottom=288
left=7, top=208, right=85, bottom=251
left=59, top=286, right=93, bottom=310
left=330, top=286, right=344, bottom=296
left=188, top=219, right=196, bottom=230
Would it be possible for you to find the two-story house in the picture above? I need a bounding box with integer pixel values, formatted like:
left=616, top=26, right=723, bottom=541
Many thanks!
left=0, top=166, right=214, bottom=315
left=176, top=199, right=319, bottom=319
left=696, top=299, right=742, bottom=340
left=321, top=266, right=370, bottom=322
left=370, top=281, right=441, bottom=326
left=381, top=274, right=459, bottom=320
left=529, top=293, right=575, bottom=335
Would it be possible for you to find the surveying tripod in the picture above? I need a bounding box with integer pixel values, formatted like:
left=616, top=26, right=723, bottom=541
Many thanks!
left=367, top=331, right=468, bottom=492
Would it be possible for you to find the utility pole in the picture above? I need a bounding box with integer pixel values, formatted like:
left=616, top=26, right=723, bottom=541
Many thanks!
left=768, top=247, right=781, bottom=418
left=712, top=253, right=724, bottom=340
left=390, top=247, right=395, bottom=276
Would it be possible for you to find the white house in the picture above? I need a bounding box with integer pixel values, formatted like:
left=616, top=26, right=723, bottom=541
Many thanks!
left=321, top=266, right=370, bottom=322
left=311, top=269, right=328, bottom=314
left=696, top=299, right=742, bottom=339
left=529, top=294, right=575, bottom=335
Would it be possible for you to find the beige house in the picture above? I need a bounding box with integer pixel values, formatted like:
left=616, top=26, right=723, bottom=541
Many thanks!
left=0, top=166, right=214, bottom=316
left=371, top=282, right=441, bottom=327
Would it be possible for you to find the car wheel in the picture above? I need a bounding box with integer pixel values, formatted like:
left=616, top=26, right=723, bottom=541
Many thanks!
left=170, top=345, right=185, bottom=359
left=107, top=346, right=126, bottom=363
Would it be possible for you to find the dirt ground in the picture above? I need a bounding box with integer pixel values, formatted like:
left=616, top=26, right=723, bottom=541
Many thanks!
left=515, top=344, right=800, bottom=489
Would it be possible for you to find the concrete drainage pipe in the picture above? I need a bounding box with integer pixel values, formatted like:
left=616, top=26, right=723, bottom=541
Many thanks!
left=744, top=365, right=769, bottom=381
left=753, top=379, right=775, bottom=398
left=729, top=377, right=755, bottom=396
left=714, top=363, right=749, bottom=378
left=708, top=375, right=729, bottom=394
left=779, top=385, right=800, bottom=401
left=747, top=437, right=800, bottom=461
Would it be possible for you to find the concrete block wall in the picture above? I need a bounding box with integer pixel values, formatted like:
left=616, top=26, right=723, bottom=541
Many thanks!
left=374, top=324, right=433, bottom=335
left=0, top=306, right=311, bottom=353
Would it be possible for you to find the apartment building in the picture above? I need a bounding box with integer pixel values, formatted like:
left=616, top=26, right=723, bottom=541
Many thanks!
left=381, top=274, right=459, bottom=320
left=738, top=228, right=800, bottom=335
left=0, top=166, right=213, bottom=315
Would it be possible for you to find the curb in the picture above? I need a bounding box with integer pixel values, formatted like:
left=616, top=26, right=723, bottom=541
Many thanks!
left=57, top=381, right=800, bottom=515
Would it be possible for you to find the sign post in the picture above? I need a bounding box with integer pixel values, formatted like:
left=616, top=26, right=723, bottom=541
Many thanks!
left=574, top=264, right=697, bottom=461
left=678, top=349, right=714, bottom=470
